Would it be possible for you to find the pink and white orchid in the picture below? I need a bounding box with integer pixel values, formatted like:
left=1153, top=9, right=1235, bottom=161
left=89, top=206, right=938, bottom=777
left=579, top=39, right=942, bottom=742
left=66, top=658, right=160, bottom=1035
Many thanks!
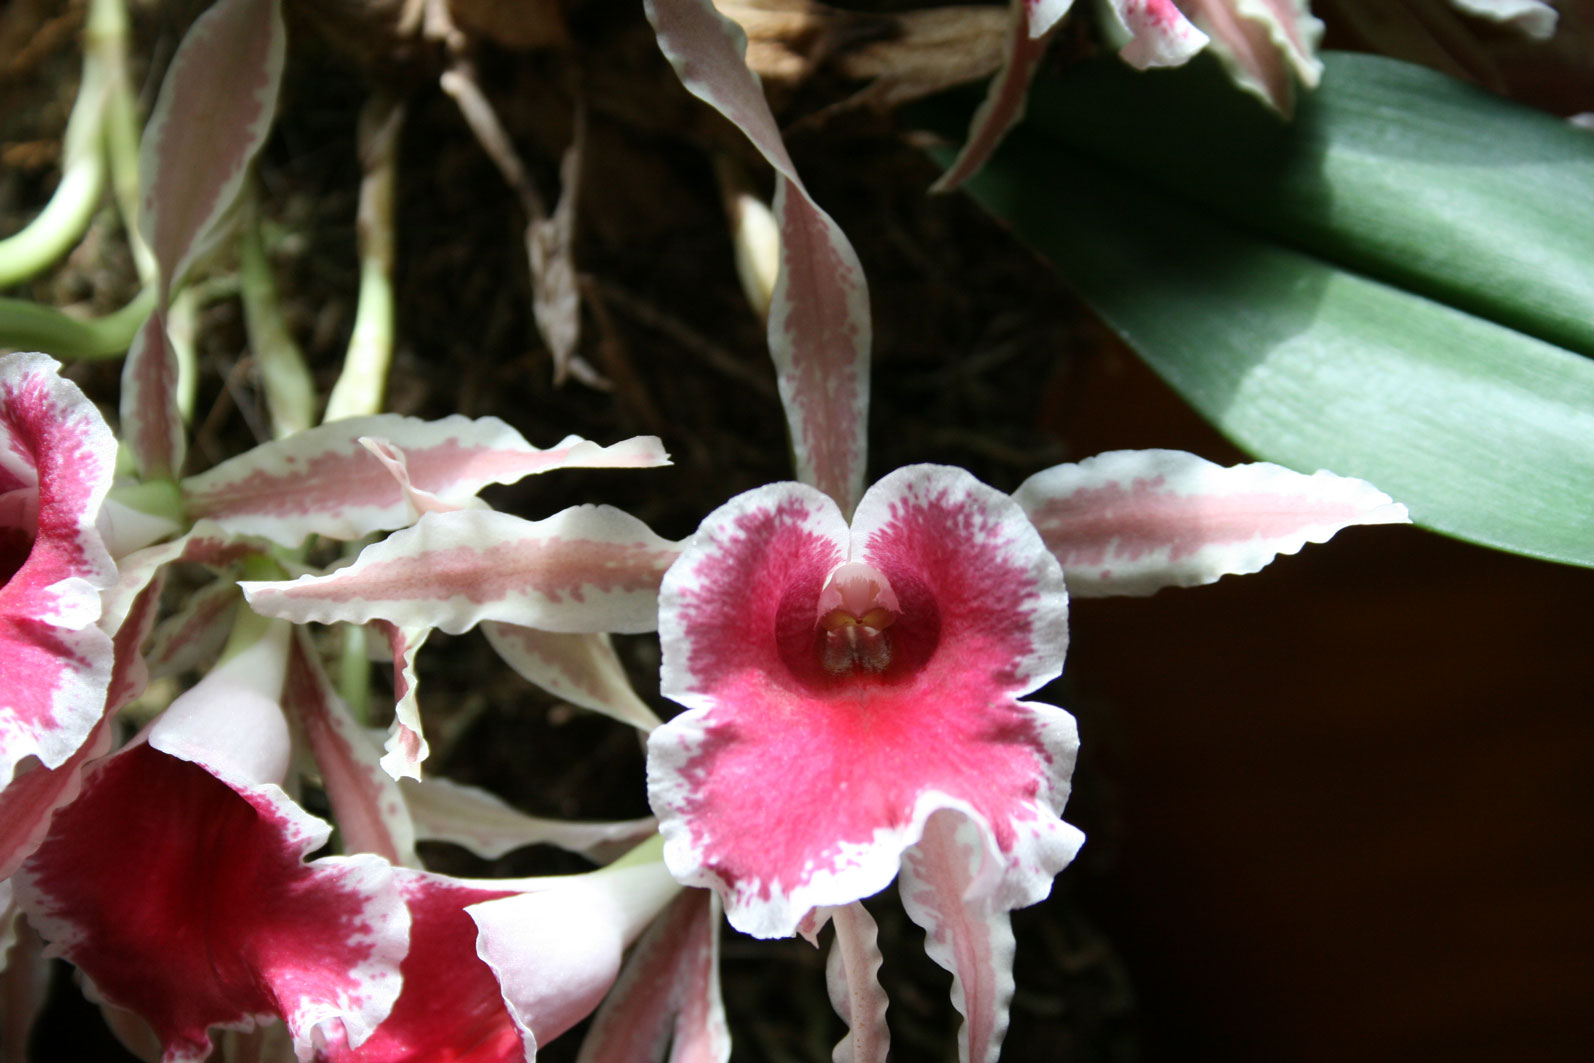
left=1, top=352, right=119, bottom=794
left=282, top=624, right=709, bottom=1063
left=12, top=620, right=412, bottom=1063
left=648, top=464, right=1084, bottom=1058
left=646, top=451, right=1408, bottom=1059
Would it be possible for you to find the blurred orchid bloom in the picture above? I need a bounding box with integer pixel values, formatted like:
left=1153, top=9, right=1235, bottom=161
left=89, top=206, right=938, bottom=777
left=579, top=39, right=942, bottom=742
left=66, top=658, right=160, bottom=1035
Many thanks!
left=937, top=0, right=1327, bottom=190
left=1, top=353, right=119, bottom=796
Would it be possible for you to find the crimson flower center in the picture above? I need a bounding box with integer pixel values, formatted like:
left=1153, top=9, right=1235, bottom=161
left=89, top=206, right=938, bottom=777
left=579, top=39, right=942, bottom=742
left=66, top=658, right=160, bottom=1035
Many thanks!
left=815, top=561, right=900, bottom=675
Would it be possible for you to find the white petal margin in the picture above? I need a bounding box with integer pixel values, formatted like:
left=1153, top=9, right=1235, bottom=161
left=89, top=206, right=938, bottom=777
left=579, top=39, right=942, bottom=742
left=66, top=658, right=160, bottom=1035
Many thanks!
left=241, top=506, right=681, bottom=635
left=400, top=774, right=658, bottom=863
left=645, top=0, right=871, bottom=515
left=574, top=888, right=730, bottom=1063
left=182, top=413, right=668, bottom=546
left=483, top=622, right=662, bottom=732
left=1013, top=449, right=1411, bottom=597
left=1448, top=0, right=1557, bottom=39
left=824, top=901, right=890, bottom=1063
left=898, top=811, right=1017, bottom=1063
left=1103, top=0, right=1209, bottom=68
left=468, top=858, right=683, bottom=1055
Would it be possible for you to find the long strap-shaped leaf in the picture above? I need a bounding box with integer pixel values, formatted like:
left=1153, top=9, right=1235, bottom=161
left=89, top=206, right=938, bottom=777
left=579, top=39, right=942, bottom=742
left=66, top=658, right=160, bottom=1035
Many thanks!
left=959, top=52, right=1594, bottom=566
left=645, top=0, right=871, bottom=516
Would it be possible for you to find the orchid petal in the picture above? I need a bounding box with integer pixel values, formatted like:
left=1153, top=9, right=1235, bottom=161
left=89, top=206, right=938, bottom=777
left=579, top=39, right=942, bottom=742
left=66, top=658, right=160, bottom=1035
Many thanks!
left=1013, top=449, right=1411, bottom=597
left=138, top=0, right=285, bottom=296
left=100, top=519, right=260, bottom=638
left=651, top=468, right=1082, bottom=939
left=241, top=507, right=680, bottom=635
left=1448, top=0, right=1557, bottom=39
left=576, top=888, right=730, bottom=1063
left=1105, top=0, right=1209, bottom=68
left=824, top=901, right=889, bottom=1063
left=646, top=0, right=871, bottom=514
left=402, top=773, right=657, bottom=862
left=0, top=578, right=160, bottom=881
left=182, top=413, right=668, bottom=546
left=1029, top=0, right=1077, bottom=35
left=14, top=634, right=409, bottom=1062
left=119, top=307, right=186, bottom=481
left=123, top=0, right=286, bottom=478
left=932, top=2, right=1056, bottom=193
left=899, top=811, right=1016, bottom=1063
left=373, top=621, right=430, bottom=782
left=284, top=629, right=418, bottom=867
left=316, top=871, right=522, bottom=1063
left=1179, top=0, right=1323, bottom=114
left=468, top=858, right=683, bottom=1054
left=1, top=352, right=118, bottom=789
left=483, top=621, right=662, bottom=732
left=147, top=578, right=240, bottom=679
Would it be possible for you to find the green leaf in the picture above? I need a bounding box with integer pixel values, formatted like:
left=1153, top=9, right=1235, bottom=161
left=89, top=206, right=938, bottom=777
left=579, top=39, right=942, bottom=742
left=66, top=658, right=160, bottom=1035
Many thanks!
left=958, top=51, right=1594, bottom=567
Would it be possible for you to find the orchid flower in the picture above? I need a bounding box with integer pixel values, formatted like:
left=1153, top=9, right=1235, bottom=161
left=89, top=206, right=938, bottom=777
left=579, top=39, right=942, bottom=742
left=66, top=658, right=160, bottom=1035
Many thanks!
left=1, top=353, right=119, bottom=796
left=648, top=465, right=1083, bottom=1062
left=937, top=0, right=1330, bottom=190
left=645, top=455, right=1407, bottom=1060
left=282, top=629, right=710, bottom=1063
left=12, top=619, right=412, bottom=1062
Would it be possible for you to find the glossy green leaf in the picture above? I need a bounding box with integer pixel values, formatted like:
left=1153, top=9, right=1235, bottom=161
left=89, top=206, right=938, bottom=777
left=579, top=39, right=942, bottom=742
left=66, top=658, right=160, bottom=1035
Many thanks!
left=958, top=52, right=1594, bottom=567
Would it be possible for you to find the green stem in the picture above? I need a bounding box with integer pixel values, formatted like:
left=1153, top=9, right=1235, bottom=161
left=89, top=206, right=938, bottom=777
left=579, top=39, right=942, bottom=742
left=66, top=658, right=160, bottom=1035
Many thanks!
left=239, top=190, right=315, bottom=436
left=337, top=623, right=371, bottom=726
left=324, top=95, right=403, bottom=422
left=0, top=286, right=154, bottom=359
left=107, top=478, right=185, bottom=524
left=0, top=5, right=113, bottom=289
left=92, top=0, right=155, bottom=285
left=603, top=832, right=666, bottom=872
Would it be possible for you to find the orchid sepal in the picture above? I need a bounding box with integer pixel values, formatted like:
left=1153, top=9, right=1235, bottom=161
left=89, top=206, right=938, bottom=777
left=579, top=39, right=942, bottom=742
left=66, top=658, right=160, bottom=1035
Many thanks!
left=241, top=506, right=681, bottom=636
left=181, top=413, right=669, bottom=547
left=1013, top=448, right=1411, bottom=597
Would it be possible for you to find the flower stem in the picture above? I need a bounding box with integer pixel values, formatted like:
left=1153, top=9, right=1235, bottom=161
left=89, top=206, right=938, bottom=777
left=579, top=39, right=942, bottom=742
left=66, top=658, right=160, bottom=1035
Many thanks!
left=323, top=95, right=403, bottom=423
left=0, top=4, right=112, bottom=289
left=0, top=286, right=154, bottom=359
left=239, top=188, right=315, bottom=436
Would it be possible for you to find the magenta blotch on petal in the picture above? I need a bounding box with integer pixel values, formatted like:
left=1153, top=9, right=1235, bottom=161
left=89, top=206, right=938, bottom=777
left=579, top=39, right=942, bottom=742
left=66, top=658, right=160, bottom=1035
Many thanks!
left=1, top=352, right=118, bottom=792
left=648, top=466, right=1082, bottom=940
